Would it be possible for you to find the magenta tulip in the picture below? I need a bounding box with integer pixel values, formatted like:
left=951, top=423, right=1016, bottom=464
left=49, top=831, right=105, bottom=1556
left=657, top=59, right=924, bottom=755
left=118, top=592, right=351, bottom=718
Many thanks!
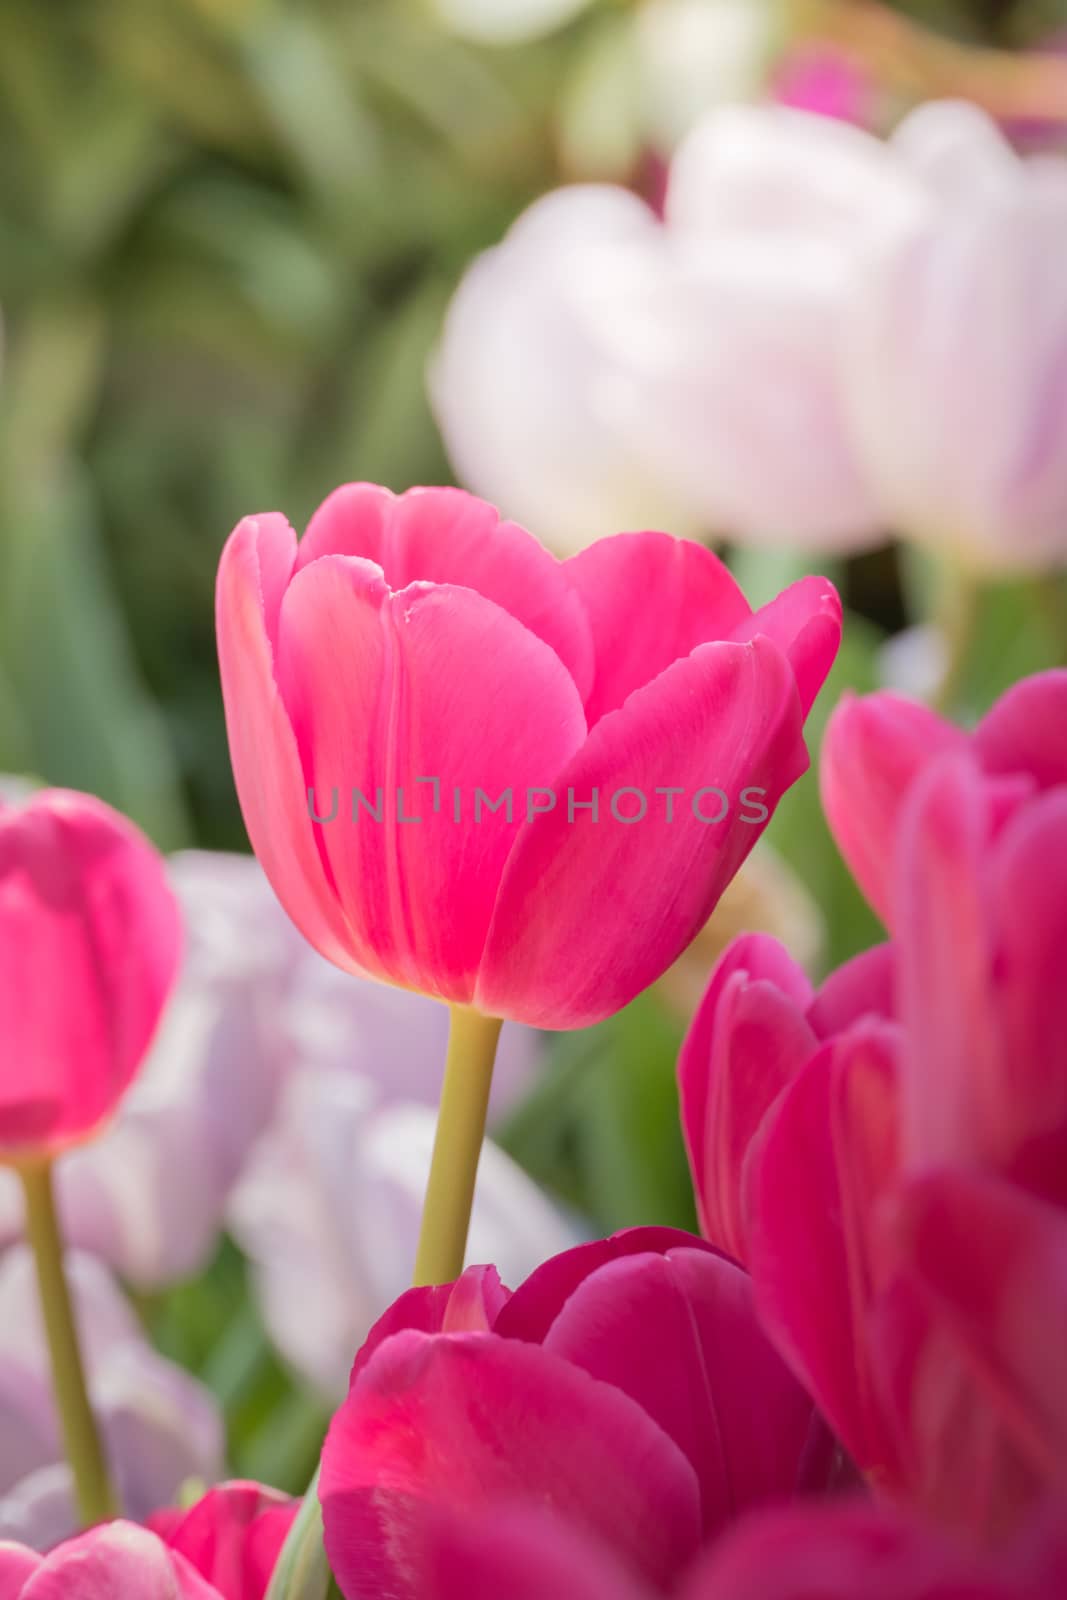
left=678, top=932, right=892, bottom=1263
left=701, top=742, right=1067, bottom=1540
left=0, top=790, right=181, bottom=1159
left=216, top=484, right=839, bottom=1027
left=820, top=670, right=1067, bottom=926
left=319, top=1227, right=832, bottom=1599
left=148, top=1482, right=296, bottom=1600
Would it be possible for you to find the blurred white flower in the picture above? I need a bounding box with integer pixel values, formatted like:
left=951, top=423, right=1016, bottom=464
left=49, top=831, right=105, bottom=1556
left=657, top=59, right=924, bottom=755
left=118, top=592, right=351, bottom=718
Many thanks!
left=636, top=0, right=776, bottom=153
left=429, top=184, right=703, bottom=553
left=432, top=103, right=926, bottom=553
left=0, top=849, right=540, bottom=1288
left=844, top=101, right=1067, bottom=574
left=229, top=1071, right=581, bottom=1397
left=431, top=0, right=591, bottom=45
left=0, top=1249, right=222, bottom=1549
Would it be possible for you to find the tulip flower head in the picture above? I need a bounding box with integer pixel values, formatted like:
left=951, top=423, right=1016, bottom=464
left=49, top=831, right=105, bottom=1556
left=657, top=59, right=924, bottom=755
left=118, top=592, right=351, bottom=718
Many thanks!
left=682, top=670, right=1067, bottom=1540
left=216, top=483, right=839, bottom=1029
left=320, top=1228, right=832, bottom=1599
left=0, top=790, right=181, bottom=1162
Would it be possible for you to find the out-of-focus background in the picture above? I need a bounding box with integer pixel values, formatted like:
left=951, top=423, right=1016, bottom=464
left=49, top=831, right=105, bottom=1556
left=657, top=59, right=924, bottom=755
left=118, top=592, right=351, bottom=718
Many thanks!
left=1, top=0, right=1065, bottom=1506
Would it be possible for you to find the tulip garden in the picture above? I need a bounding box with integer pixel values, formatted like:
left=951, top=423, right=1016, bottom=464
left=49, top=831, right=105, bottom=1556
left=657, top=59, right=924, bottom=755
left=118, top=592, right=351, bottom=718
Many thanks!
left=1, top=1, right=1066, bottom=1596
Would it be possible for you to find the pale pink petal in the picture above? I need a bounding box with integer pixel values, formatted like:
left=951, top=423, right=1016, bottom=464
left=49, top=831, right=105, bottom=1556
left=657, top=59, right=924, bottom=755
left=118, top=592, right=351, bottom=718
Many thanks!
left=477, top=636, right=808, bottom=1028
left=20, top=1523, right=220, bottom=1600
left=276, top=556, right=587, bottom=1002
left=215, top=516, right=358, bottom=973
left=297, top=485, right=594, bottom=700
left=678, top=935, right=815, bottom=1258
left=320, top=1331, right=702, bottom=1598
left=819, top=691, right=965, bottom=925
left=564, top=533, right=750, bottom=725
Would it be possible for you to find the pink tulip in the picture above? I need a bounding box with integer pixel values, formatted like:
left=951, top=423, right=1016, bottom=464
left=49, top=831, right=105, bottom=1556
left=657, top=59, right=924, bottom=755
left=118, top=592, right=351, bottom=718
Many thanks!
left=216, top=484, right=839, bottom=1028
left=820, top=670, right=1067, bottom=926
left=0, top=1484, right=295, bottom=1599
left=0, top=790, right=181, bottom=1159
left=148, top=1481, right=296, bottom=1600
left=0, top=846, right=540, bottom=1290
left=678, top=932, right=892, bottom=1262
left=716, top=741, right=1067, bottom=1539
left=0, top=1522, right=222, bottom=1599
left=319, top=1227, right=832, bottom=1598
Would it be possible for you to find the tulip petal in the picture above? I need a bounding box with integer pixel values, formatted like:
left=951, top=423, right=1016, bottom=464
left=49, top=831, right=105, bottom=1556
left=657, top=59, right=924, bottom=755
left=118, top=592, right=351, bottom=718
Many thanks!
left=542, top=1246, right=828, bottom=1533
left=726, top=576, right=842, bottom=717
left=886, top=1172, right=1067, bottom=1490
left=564, top=533, right=750, bottom=725
left=974, top=670, right=1067, bottom=791
left=216, top=516, right=359, bottom=973
left=276, top=556, right=587, bottom=1000
left=0, top=792, right=182, bottom=1154
left=20, top=1523, right=219, bottom=1600
left=683, top=1499, right=1009, bottom=1600
left=819, top=692, right=966, bottom=925
left=746, top=1027, right=900, bottom=1476
left=984, top=790, right=1067, bottom=1199
left=492, top=1227, right=718, bottom=1343
left=678, top=935, right=816, bottom=1259
left=420, top=1510, right=651, bottom=1600
left=153, top=1482, right=296, bottom=1600
left=477, top=636, right=808, bottom=1027
left=297, top=485, right=594, bottom=701
left=0, top=1545, right=40, bottom=1598
left=807, top=943, right=895, bottom=1038
left=348, top=1266, right=508, bottom=1390
left=894, top=755, right=1004, bottom=1169
left=320, top=1331, right=702, bottom=1599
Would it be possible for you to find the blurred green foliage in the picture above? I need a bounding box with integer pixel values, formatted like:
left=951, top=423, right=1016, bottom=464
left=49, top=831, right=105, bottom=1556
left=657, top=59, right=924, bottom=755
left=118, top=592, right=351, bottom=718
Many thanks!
left=0, top=0, right=583, bottom=847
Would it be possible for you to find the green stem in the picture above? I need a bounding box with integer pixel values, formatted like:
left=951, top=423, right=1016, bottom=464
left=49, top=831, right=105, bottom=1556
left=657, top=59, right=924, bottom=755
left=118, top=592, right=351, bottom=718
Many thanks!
left=19, top=1160, right=117, bottom=1526
left=933, top=565, right=980, bottom=715
left=413, top=1006, right=504, bottom=1287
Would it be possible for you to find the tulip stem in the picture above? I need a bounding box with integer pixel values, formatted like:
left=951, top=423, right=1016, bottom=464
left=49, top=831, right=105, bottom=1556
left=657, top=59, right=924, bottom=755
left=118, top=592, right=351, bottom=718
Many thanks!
left=413, top=1006, right=504, bottom=1287
left=934, top=567, right=979, bottom=715
left=19, top=1159, right=117, bottom=1527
